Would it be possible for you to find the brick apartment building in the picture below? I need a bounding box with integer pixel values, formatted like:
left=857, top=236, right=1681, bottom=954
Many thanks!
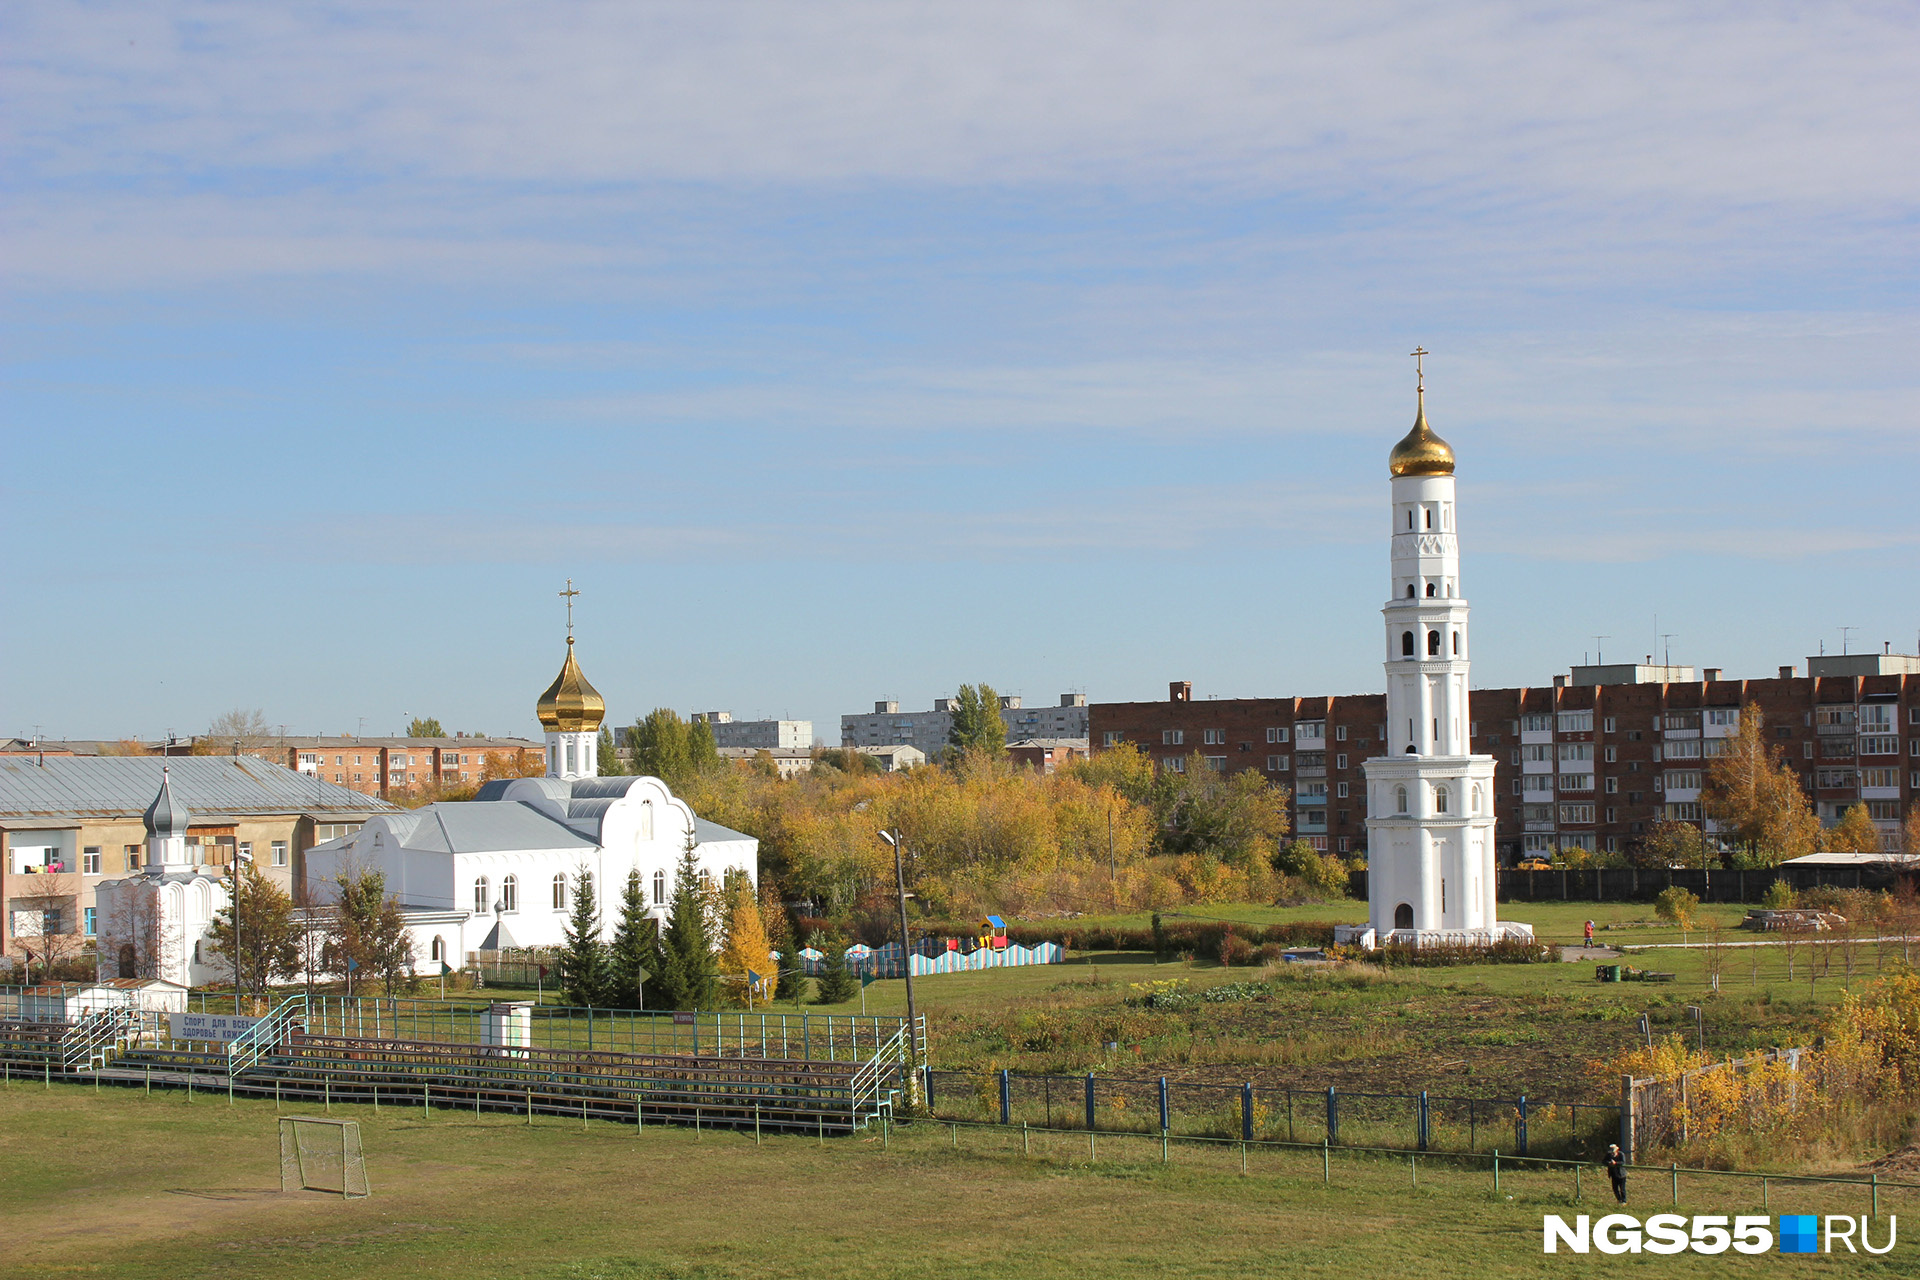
left=167, top=736, right=546, bottom=801
left=1090, top=653, right=1919, bottom=862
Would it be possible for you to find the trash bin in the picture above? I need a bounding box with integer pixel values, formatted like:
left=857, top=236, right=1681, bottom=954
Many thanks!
left=1595, top=964, right=1622, bottom=983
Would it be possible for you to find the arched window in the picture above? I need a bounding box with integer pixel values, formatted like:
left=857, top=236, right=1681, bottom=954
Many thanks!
left=473, top=876, right=489, bottom=915
left=639, top=801, right=654, bottom=840
left=1424, top=508, right=1432, bottom=529
left=1453, top=631, right=1461, bottom=655
left=1402, top=631, right=1415, bottom=657
left=1472, top=785, right=1485, bottom=814
left=1394, top=785, right=1408, bottom=814
left=1408, top=509, right=1415, bottom=530
left=1427, top=630, right=1441, bottom=656
left=430, top=936, right=444, bottom=963
left=653, top=869, right=667, bottom=903
left=1435, top=785, right=1450, bottom=814
left=582, top=871, right=594, bottom=900
left=552, top=874, right=567, bottom=910
left=1394, top=903, right=1414, bottom=930
left=1406, top=584, right=1415, bottom=598
left=1425, top=582, right=1436, bottom=597
left=501, top=875, right=518, bottom=913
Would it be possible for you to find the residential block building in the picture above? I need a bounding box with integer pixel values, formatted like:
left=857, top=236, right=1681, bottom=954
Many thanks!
left=841, top=693, right=1089, bottom=758
left=691, top=712, right=815, bottom=751
left=1091, top=653, right=1919, bottom=861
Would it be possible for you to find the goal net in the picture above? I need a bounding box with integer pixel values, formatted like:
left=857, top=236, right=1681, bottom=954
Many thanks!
left=279, top=1116, right=370, bottom=1198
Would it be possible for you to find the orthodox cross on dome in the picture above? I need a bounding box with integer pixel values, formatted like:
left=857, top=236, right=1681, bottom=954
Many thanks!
left=1410, top=346, right=1428, bottom=393
left=559, top=579, right=580, bottom=644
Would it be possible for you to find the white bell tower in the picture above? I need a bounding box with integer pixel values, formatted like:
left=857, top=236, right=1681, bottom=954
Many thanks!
left=1356, top=351, right=1530, bottom=948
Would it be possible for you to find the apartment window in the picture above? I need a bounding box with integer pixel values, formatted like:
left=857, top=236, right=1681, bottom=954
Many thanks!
left=83, top=907, right=96, bottom=937
left=354, top=755, right=363, bottom=766
left=1868, top=801, right=1900, bottom=820
left=1603, top=746, right=1617, bottom=763
left=124, top=844, right=141, bottom=870
left=1512, top=779, right=1523, bottom=795
left=1522, top=744, right=1552, bottom=762
left=353, top=773, right=364, bottom=783
left=237, top=841, right=252, bottom=866
left=1663, top=712, right=1701, bottom=732
left=1605, top=776, right=1618, bottom=794
left=1912, top=707, right=1920, bottom=725
left=1335, top=754, right=1348, bottom=769
left=1266, top=755, right=1290, bottom=771
left=1815, top=768, right=1855, bottom=789
left=500, top=875, right=518, bottom=913
left=1602, top=717, right=1616, bottom=733
left=1558, top=743, right=1593, bottom=764
left=474, top=877, right=490, bottom=915
left=82, top=847, right=101, bottom=875
left=1628, top=730, right=1643, bottom=742
left=1803, top=744, right=1814, bottom=759
left=1102, top=731, right=1123, bottom=747
left=1202, top=729, right=1225, bottom=745
left=298, top=752, right=319, bottom=767
left=1163, top=757, right=1185, bottom=773
left=1522, top=714, right=1552, bottom=733
left=1204, top=756, right=1227, bottom=771
left=1266, top=727, right=1290, bottom=743
left=1557, top=710, right=1593, bottom=733
left=1510, top=749, right=1521, bottom=765
left=443, top=752, right=460, bottom=765
left=1560, top=774, right=1594, bottom=792
left=1665, top=740, right=1701, bottom=759
left=1605, top=837, right=1620, bottom=854
left=1523, top=803, right=1553, bottom=823
left=1296, top=721, right=1326, bottom=742
left=1298, top=782, right=1328, bottom=802
left=553, top=874, right=568, bottom=909
left=1560, top=804, right=1595, bottom=824
left=1706, top=708, right=1740, bottom=727
left=1664, top=771, right=1703, bottom=790
left=1702, top=739, right=1729, bottom=757
left=271, top=841, right=288, bottom=867
left=1605, top=807, right=1617, bottom=823
left=334, top=773, right=344, bottom=783
left=1338, top=838, right=1350, bottom=854
left=1523, top=775, right=1553, bottom=794
left=1862, top=768, right=1899, bottom=788
left=1524, top=834, right=1552, bottom=853
left=1162, top=730, right=1184, bottom=746
left=1776, top=727, right=1792, bottom=739
left=1335, top=725, right=1348, bottom=741
left=654, top=870, right=668, bottom=902
left=1860, top=736, right=1898, bottom=755
left=1336, top=781, right=1349, bottom=798
left=1814, top=706, right=1854, bottom=730
left=1665, top=802, right=1704, bottom=821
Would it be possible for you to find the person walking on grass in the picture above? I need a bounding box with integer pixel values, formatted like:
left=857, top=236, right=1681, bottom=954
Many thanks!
left=1604, top=1143, right=1628, bottom=1203
left=1584, top=919, right=1596, bottom=947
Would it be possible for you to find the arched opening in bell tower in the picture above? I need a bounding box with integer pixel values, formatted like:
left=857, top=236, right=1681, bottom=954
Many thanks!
left=1394, top=903, right=1414, bottom=930
left=1427, top=630, right=1441, bottom=656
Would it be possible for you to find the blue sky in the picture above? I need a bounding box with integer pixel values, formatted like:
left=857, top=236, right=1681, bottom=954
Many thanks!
left=4, top=3, right=1916, bottom=743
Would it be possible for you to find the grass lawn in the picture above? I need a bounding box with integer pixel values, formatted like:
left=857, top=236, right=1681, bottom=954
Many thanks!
left=2, top=1086, right=1911, bottom=1280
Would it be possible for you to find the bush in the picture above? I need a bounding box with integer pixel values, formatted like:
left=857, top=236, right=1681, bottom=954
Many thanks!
left=1371, top=937, right=1560, bottom=968
left=1654, top=886, right=1701, bottom=931
left=1760, top=879, right=1796, bottom=910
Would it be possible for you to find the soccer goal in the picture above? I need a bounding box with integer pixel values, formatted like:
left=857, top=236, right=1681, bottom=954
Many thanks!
left=279, top=1116, right=371, bottom=1198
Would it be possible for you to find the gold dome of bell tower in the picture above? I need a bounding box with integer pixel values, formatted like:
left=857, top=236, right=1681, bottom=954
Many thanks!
left=1388, top=346, right=1455, bottom=477
left=536, top=580, right=606, bottom=733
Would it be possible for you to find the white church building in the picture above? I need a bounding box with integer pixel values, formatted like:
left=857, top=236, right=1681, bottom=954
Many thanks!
left=306, top=628, right=759, bottom=971
left=1342, top=354, right=1533, bottom=950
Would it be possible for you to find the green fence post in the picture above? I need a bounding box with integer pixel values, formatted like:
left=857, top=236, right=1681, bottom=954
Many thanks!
left=526, top=1088, right=533, bottom=1126
left=1322, top=1137, right=1329, bottom=1184
left=1762, top=1176, right=1768, bottom=1212
left=1670, top=1162, right=1678, bottom=1206
left=1493, top=1149, right=1501, bottom=1196
left=1872, top=1173, right=1879, bottom=1218
left=1022, top=1121, right=1029, bottom=1157
left=755, top=1102, right=762, bottom=1146
left=1575, top=1162, right=1581, bottom=1201
left=324, top=1077, right=331, bottom=1113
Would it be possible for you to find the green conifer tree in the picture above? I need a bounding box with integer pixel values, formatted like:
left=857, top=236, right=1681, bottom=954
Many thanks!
left=656, top=834, right=719, bottom=1010
left=763, top=887, right=807, bottom=1002
left=607, top=869, right=661, bottom=1009
left=813, top=940, right=858, bottom=1004
left=558, top=866, right=611, bottom=1007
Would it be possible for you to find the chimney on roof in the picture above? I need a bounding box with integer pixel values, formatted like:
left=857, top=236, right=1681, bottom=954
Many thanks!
left=1170, top=681, right=1192, bottom=703
left=1552, top=675, right=1567, bottom=689
left=1704, top=668, right=1722, bottom=682
left=1779, top=665, right=1794, bottom=679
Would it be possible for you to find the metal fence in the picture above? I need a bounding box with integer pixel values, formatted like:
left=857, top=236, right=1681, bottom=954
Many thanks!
left=927, top=1068, right=1625, bottom=1159
left=1348, top=863, right=1916, bottom=904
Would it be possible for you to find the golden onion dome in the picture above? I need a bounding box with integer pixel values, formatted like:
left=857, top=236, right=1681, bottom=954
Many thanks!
left=1388, top=391, right=1455, bottom=477
left=536, top=637, right=606, bottom=732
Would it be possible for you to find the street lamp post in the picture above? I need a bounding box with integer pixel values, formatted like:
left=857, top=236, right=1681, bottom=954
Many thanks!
left=878, top=828, right=921, bottom=1105
left=231, top=846, right=251, bottom=1005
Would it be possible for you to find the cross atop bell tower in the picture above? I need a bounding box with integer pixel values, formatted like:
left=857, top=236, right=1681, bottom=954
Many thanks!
left=559, top=578, right=580, bottom=643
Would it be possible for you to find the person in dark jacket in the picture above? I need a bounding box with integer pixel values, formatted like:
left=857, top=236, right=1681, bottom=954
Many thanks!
left=1604, top=1143, right=1628, bottom=1202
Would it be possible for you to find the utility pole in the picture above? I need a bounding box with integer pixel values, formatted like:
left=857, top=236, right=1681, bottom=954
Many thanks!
left=879, top=828, right=922, bottom=1106
left=1107, top=804, right=1117, bottom=911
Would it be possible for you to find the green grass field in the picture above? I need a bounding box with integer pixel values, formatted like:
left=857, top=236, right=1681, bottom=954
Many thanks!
left=2, top=1086, right=1911, bottom=1280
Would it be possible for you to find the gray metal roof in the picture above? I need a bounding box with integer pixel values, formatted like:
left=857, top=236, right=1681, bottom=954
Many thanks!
left=0, top=756, right=397, bottom=823
left=389, top=802, right=598, bottom=855
left=694, top=817, right=755, bottom=844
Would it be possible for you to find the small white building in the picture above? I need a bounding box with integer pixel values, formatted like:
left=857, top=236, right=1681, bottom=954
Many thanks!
left=305, top=629, right=759, bottom=972
left=92, top=768, right=238, bottom=986
left=19, top=977, right=188, bottom=1021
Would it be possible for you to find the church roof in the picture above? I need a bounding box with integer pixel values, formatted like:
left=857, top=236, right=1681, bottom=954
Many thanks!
left=0, top=755, right=395, bottom=824
left=536, top=639, right=606, bottom=732
left=694, top=817, right=755, bottom=844
left=389, top=802, right=599, bottom=855
left=143, top=767, right=190, bottom=838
